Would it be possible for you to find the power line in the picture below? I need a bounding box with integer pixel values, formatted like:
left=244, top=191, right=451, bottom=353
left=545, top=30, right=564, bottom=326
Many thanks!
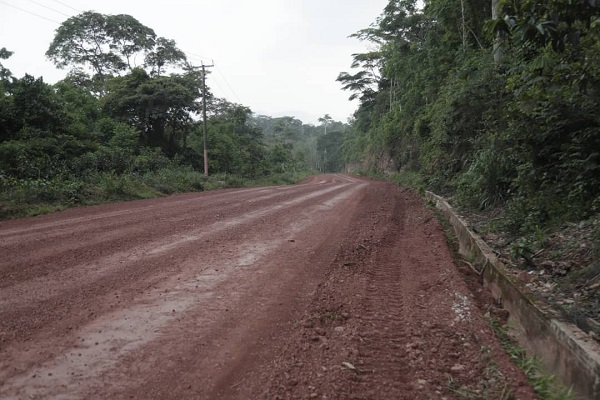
left=49, top=0, right=80, bottom=13
left=207, top=74, right=229, bottom=99
left=215, top=65, right=243, bottom=104
left=186, top=51, right=212, bottom=63
left=165, top=48, right=237, bottom=102
left=185, top=53, right=237, bottom=101
left=187, top=53, right=243, bottom=106
left=186, top=54, right=210, bottom=65
left=187, top=57, right=240, bottom=105
left=0, top=0, right=60, bottom=24
left=27, top=0, right=71, bottom=17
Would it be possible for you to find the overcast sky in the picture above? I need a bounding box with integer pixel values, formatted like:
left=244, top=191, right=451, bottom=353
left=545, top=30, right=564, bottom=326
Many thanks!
left=0, top=0, right=387, bottom=124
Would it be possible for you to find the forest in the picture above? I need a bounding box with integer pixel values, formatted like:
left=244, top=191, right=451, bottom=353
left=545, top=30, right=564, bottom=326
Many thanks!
left=339, top=0, right=599, bottom=336
left=0, top=11, right=349, bottom=219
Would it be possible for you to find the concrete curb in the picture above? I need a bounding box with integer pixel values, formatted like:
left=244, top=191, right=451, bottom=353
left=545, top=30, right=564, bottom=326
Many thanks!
left=426, top=191, right=600, bottom=400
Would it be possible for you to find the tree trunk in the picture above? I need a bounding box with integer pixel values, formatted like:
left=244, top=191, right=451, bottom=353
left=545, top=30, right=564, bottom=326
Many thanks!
left=460, top=0, right=467, bottom=52
left=492, top=0, right=503, bottom=63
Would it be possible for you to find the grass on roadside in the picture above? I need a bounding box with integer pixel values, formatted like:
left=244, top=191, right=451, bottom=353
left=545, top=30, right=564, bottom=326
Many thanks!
left=489, top=319, right=575, bottom=400
left=427, top=195, right=576, bottom=400
left=0, top=168, right=308, bottom=220
left=448, top=346, right=516, bottom=400
left=388, top=170, right=425, bottom=193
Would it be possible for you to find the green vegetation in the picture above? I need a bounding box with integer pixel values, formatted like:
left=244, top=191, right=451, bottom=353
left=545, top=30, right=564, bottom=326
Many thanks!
left=447, top=349, right=516, bottom=400
left=490, top=318, right=574, bottom=400
left=0, top=167, right=308, bottom=220
left=252, top=114, right=350, bottom=174
left=339, top=0, right=600, bottom=231
left=0, top=11, right=348, bottom=220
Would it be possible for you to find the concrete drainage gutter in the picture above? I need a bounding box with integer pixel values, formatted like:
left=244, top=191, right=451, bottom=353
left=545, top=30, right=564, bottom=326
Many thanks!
left=426, top=191, right=600, bottom=400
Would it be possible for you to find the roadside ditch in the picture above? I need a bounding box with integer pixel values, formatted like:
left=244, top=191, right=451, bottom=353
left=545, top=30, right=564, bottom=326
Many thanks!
left=427, top=191, right=600, bottom=400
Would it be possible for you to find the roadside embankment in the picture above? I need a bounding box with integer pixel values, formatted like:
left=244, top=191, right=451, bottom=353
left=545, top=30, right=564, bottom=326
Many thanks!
left=427, top=191, right=600, bottom=400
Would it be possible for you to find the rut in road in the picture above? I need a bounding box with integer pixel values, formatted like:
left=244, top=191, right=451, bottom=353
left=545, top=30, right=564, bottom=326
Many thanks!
left=0, top=175, right=534, bottom=400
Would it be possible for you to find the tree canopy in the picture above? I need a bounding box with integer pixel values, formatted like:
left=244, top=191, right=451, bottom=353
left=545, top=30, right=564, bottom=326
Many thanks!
left=46, top=11, right=186, bottom=78
left=340, top=0, right=600, bottom=230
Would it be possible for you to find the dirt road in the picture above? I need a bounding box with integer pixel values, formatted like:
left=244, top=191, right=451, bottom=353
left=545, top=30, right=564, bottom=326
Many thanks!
left=0, top=175, right=534, bottom=399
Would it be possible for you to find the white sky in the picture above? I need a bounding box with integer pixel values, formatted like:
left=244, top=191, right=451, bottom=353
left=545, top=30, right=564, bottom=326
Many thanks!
left=0, top=0, right=387, bottom=124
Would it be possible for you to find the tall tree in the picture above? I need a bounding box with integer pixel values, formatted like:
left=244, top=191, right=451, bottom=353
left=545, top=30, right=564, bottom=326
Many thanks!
left=0, top=48, right=15, bottom=142
left=46, top=11, right=185, bottom=79
left=145, top=37, right=187, bottom=76
left=102, top=68, right=200, bottom=155
left=188, top=100, right=267, bottom=177
left=0, top=47, right=13, bottom=84
left=318, top=114, right=333, bottom=134
left=491, top=0, right=503, bottom=63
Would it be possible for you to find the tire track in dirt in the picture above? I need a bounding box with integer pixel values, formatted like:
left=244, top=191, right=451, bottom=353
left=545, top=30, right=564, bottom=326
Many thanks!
left=349, top=191, right=534, bottom=399
left=251, top=183, right=535, bottom=400
left=352, top=195, right=451, bottom=399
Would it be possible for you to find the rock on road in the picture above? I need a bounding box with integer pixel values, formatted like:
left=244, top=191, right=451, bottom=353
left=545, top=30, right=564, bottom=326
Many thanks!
left=0, top=175, right=534, bottom=399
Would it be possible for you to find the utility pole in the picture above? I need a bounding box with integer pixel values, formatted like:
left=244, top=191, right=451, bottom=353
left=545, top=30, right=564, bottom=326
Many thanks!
left=196, top=62, right=214, bottom=176
left=201, top=62, right=214, bottom=176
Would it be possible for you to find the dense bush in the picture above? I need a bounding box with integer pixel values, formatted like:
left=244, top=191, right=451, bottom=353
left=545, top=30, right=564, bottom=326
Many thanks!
left=340, top=0, right=600, bottom=234
left=1, top=40, right=325, bottom=219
